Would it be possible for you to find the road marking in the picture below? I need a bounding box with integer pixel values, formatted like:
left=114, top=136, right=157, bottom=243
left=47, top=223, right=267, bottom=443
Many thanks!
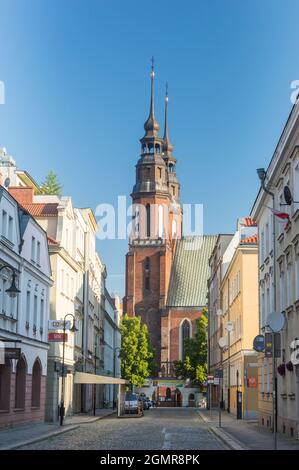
left=162, top=427, right=172, bottom=450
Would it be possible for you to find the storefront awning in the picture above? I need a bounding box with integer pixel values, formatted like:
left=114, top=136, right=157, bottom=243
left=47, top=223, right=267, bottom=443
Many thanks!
left=74, top=372, right=128, bottom=385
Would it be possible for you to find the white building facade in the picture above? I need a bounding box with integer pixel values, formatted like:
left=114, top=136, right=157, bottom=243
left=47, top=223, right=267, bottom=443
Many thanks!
left=0, top=186, right=52, bottom=428
left=251, top=101, right=299, bottom=438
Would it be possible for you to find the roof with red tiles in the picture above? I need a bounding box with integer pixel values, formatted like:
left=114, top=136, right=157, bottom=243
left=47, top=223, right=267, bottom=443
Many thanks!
left=240, top=234, right=258, bottom=245
left=22, top=203, right=58, bottom=217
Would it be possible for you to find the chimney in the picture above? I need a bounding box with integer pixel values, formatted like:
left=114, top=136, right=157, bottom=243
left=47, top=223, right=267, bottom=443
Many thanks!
left=8, top=186, right=34, bottom=204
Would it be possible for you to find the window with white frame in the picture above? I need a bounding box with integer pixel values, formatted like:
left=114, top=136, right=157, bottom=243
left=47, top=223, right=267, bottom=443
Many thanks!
left=8, top=216, right=13, bottom=241
left=261, top=291, right=265, bottom=327
left=279, top=268, right=285, bottom=311
left=26, top=291, right=30, bottom=325
left=261, top=230, right=265, bottom=262
left=31, top=237, right=36, bottom=262
left=36, top=241, right=41, bottom=265
left=40, top=298, right=44, bottom=332
left=2, top=210, right=7, bottom=237
left=33, top=295, right=38, bottom=328
left=287, top=262, right=293, bottom=307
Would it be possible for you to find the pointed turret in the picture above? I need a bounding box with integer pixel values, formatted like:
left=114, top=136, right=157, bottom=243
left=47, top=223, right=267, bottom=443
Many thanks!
left=143, top=57, right=160, bottom=137
left=162, top=82, right=173, bottom=156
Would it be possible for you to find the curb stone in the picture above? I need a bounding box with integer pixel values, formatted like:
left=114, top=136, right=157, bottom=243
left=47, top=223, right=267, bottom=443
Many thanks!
left=0, top=410, right=116, bottom=450
left=0, top=425, right=79, bottom=450
left=197, top=410, right=247, bottom=450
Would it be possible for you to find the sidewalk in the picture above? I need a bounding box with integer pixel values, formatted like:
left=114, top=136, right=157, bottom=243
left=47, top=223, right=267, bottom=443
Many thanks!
left=0, top=408, right=116, bottom=450
left=198, top=408, right=299, bottom=450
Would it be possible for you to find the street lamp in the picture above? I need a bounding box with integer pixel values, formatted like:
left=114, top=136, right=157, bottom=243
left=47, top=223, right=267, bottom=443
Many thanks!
left=256, top=167, right=278, bottom=450
left=59, top=313, right=78, bottom=426
left=113, top=347, right=121, bottom=409
left=0, top=265, right=21, bottom=298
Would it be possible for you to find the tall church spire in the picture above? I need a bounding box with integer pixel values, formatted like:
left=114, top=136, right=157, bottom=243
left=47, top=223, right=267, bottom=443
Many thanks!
left=163, top=82, right=173, bottom=155
left=144, top=57, right=160, bottom=137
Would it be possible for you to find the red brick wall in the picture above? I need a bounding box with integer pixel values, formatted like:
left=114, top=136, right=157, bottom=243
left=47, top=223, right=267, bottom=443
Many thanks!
left=0, top=373, right=46, bottom=428
left=8, top=186, right=34, bottom=204
left=168, top=308, right=202, bottom=362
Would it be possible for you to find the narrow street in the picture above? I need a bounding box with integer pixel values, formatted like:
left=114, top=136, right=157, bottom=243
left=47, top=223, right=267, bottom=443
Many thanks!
left=20, top=409, right=227, bottom=450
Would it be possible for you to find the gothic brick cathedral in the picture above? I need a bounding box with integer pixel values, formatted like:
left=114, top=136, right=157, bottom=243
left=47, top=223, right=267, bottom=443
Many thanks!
left=124, top=62, right=216, bottom=380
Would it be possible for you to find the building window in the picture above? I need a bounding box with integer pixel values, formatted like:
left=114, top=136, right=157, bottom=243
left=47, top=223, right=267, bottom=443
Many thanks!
left=33, top=295, right=38, bottom=330
left=36, top=241, right=41, bottom=265
left=146, top=204, right=151, bottom=238
left=40, top=298, right=44, bottom=332
left=2, top=210, right=7, bottom=237
left=172, top=219, right=177, bottom=238
left=158, top=205, right=164, bottom=238
left=31, top=359, right=42, bottom=408
left=26, top=291, right=30, bottom=325
left=144, top=257, right=150, bottom=292
left=15, top=356, right=27, bottom=409
left=158, top=167, right=162, bottom=178
left=31, top=237, right=36, bottom=262
left=8, top=216, right=13, bottom=241
left=0, top=359, right=11, bottom=411
left=181, top=320, right=191, bottom=359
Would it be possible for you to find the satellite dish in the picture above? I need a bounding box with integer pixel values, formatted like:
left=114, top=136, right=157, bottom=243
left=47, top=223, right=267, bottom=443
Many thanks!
left=225, top=321, right=234, bottom=332
left=284, top=186, right=293, bottom=205
left=266, top=312, right=285, bottom=332
left=216, top=309, right=223, bottom=316
left=218, top=337, right=227, bottom=349
left=4, top=177, right=10, bottom=188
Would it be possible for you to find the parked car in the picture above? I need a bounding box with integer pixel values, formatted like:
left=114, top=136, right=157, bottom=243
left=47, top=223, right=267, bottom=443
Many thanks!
left=124, top=392, right=140, bottom=414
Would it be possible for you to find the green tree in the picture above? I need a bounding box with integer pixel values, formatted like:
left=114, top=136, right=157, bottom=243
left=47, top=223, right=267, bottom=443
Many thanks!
left=40, top=170, right=63, bottom=196
left=173, top=308, right=208, bottom=385
left=120, top=314, right=153, bottom=388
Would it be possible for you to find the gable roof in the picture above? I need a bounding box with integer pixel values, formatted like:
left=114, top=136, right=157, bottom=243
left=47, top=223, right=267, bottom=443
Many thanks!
left=166, top=235, right=217, bottom=308
left=22, top=203, right=58, bottom=217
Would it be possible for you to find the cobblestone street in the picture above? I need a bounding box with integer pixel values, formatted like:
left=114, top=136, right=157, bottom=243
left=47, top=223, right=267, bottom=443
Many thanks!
left=20, top=409, right=227, bottom=450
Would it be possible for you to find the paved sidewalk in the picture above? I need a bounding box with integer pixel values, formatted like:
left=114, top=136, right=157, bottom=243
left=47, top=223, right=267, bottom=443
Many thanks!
left=198, top=408, right=299, bottom=450
left=0, top=409, right=116, bottom=450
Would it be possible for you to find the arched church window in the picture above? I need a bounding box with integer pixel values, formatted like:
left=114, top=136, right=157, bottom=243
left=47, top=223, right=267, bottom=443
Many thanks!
left=146, top=204, right=151, bottom=238
left=144, top=257, right=150, bottom=292
left=155, top=143, right=160, bottom=154
left=181, top=320, right=191, bottom=360
left=169, top=163, right=174, bottom=173
left=158, top=205, right=164, bottom=238
left=172, top=219, right=177, bottom=238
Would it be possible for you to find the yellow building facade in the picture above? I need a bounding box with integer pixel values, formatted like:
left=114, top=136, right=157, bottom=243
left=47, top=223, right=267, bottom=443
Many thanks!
left=220, top=236, right=259, bottom=418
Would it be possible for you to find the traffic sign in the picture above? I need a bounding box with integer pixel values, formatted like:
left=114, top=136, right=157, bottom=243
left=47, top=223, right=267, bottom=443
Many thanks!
left=253, top=334, right=265, bottom=352
left=48, top=320, right=71, bottom=331
left=48, top=332, right=68, bottom=342
left=207, top=375, right=214, bottom=384
left=213, top=377, right=220, bottom=385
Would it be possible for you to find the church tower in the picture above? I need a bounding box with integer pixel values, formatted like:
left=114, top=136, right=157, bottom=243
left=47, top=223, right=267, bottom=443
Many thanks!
left=124, top=61, right=182, bottom=373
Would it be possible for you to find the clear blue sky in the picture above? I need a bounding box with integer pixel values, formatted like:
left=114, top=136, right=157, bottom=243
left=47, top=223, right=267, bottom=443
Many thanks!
left=1, top=0, right=299, bottom=296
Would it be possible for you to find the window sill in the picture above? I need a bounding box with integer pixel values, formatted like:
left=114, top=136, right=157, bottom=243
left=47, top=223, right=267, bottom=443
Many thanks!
left=0, top=409, right=10, bottom=414
left=31, top=406, right=40, bottom=410
left=13, top=408, right=25, bottom=412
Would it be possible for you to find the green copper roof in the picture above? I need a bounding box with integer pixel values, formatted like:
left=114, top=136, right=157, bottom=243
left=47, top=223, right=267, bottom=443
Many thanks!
left=166, top=235, right=217, bottom=308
